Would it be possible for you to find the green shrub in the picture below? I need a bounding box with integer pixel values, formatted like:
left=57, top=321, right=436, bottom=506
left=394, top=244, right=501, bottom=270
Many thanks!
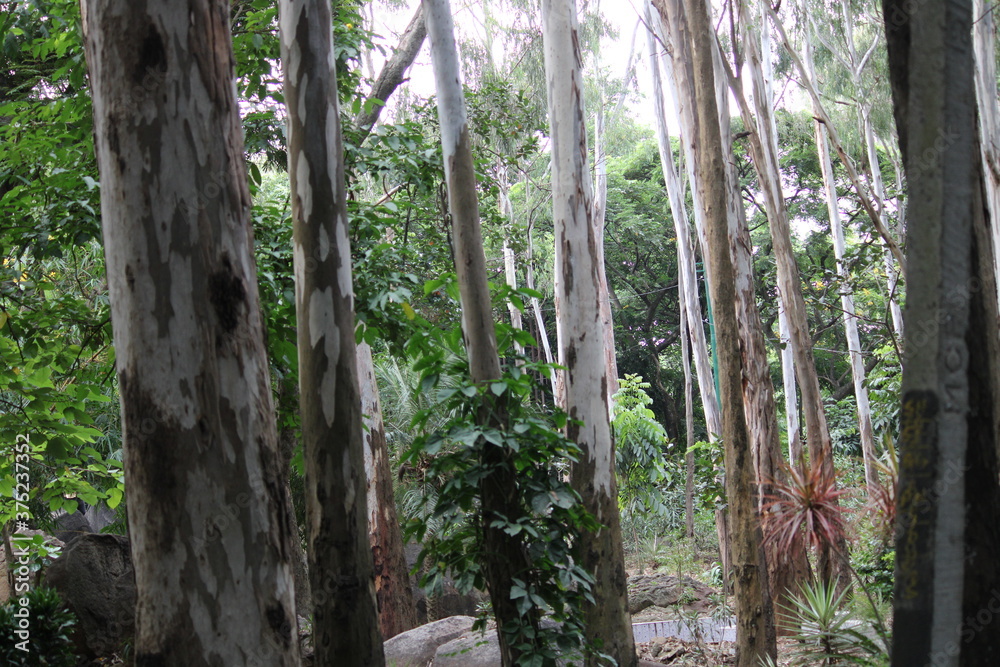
left=0, top=586, right=77, bottom=666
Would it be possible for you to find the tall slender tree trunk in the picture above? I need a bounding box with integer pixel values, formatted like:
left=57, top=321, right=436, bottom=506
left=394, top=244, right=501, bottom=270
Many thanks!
left=358, top=342, right=417, bottom=639
left=592, top=101, right=620, bottom=415
left=718, top=2, right=808, bottom=637
left=681, top=314, right=697, bottom=538
left=801, top=28, right=878, bottom=492
left=542, top=2, right=636, bottom=664
left=836, top=2, right=906, bottom=338
left=82, top=1, right=300, bottom=662
left=884, top=0, right=1000, bottom=663
left=645, top=2, right=722, bottom=440
left=424, top=2, right=538, bottom=664
left=778, top=306, right=802, bottom=465
left=719, top=5, right=850, bottom=587
left=682, top=0, right=776, bottom=663
left=499, top=166, right=525, bottom=356
left=655, top=0, right=807, bottom=617
left=767, top=3, right=905, bottom=276
left=279, top=0, right=385, bottom=662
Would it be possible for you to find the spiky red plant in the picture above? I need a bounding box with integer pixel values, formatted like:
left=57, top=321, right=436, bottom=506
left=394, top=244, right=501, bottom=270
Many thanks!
left=866, top=437, right=898, bottom=540
left=763, top=455, right=850, bottom=559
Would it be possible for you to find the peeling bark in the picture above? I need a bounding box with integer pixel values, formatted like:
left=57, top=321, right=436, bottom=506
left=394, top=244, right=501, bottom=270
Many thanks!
left=542, top=1, right=636, bottom=664
left=424, top=1, right=537, bottom=664
left=717, top=5, right=850, bottom=588
left=358, top=342, right=417, bottom=639
left=81, top=1, right=299, bottom=662
left=279, top=0, right=384, bottom=662
left=680, top=0, right=777, bottom=661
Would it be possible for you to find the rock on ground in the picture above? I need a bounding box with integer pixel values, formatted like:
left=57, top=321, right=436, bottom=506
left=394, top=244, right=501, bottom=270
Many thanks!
left=627, top=573, right=716, bottom=616
left=383, top=615, right=476, bottom=667
left=42, top=533, right=135, bottom=657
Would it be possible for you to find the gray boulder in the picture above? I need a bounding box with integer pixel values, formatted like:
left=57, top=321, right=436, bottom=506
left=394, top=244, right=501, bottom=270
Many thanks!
left=627, top=573, right=716, bottom=615
left=43, top=533, right=135, bottom=657
left=384, top=615, right=476, bottom=667
left=432, top=621, right=588, bottom=667
left=433, top=630, right=502, bottom=667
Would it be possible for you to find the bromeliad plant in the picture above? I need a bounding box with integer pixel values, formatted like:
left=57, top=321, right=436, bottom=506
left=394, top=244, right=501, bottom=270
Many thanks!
left=762, top=454, right=893, bottom=664
left=402, top=304, right=605, bottom=666
left=763, top=454, right=850, bottom=559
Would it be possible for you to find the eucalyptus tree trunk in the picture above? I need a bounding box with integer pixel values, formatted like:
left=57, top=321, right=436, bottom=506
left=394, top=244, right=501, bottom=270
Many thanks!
left=356, top=3, right=427, bottom=135
left=655, top=0, right=805, bottom=615
left=499, top=166, right=524, bottom=355
left=358, top=342, right=417, bottom=639
left=279, top=0, right=385, bottom=662
left=721, top=5, right=850, bottom=588
left=717, top=1, right=808, bottom=631
left=645, top=1, right=722, bottom=440
left=542, top=1, right=635, bottom=664
left=424, top=1, right=537, bottom=664
left=681, top=311, right=697, bottom=538
left=974, top=0, right=1000, bottom=313
left=82, top=1, right=299, bottom=663
left=682, top=0, right=777, bottom=663
left=802, top=28, right=878, bottom=493
left=757, top=6, right=801, bottom=472
left=883, top=0, right=1000, bottom=663
left=527, top=218, right=557, bottom=381
left=836, top=3, right=905, bottom=338
left=766, top=3, right=905, bottom=276
left=778, top=306, right=802, bottom=465
left=592, top=102, right=620, bottom=414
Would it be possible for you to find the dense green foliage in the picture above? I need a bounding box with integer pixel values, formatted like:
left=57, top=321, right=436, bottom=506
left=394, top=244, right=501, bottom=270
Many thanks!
left=0, top=587, right=77, bottom=666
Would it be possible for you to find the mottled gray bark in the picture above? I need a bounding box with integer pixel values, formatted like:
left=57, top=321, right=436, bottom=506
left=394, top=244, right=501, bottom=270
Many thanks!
left=82, top=1, right=300, bottom=662
left=884, top=0, right=1000, bottom=663
left=279, top=0, right=384, bottom=662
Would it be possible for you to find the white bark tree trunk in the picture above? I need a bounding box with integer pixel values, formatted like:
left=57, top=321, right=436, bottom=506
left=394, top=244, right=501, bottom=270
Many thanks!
left=499, top=167, right=524, bottom=356
left=81, top=1, right=300, bottom=662
left=645, top=1, right=722, bottom=440
left=279, top=0, right=385, bottom=661
left=542, top=1, right=636, bottom=663
left=778, top=306, right=801, bottom=464
left=833, top=2, right=906, bottom=338
left=592, top=102, right=620, bottom=414
left=802, top=28, right=878, bottom=492
left=424, top=2, right=540, bottom=663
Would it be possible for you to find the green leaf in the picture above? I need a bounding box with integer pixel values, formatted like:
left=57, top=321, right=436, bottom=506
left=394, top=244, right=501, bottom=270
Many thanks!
left=106, top=486, right=123, bottom=509
left=490, top=381, right=507, bottom=396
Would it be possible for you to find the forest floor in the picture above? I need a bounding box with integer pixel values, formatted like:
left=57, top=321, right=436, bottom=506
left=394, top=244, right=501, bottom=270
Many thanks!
left=635, top=636, right=804, bottom=665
